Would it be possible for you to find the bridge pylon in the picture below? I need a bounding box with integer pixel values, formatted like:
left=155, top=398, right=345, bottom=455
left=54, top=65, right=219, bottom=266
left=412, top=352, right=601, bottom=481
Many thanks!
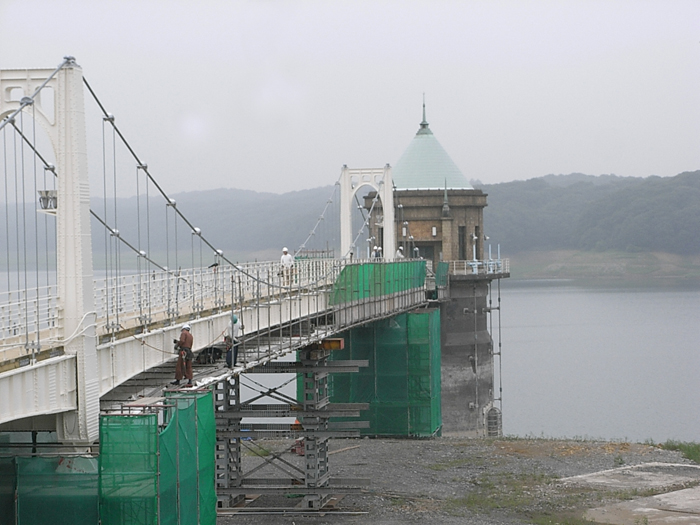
left=339, top=165, right=395, bottom=259
left=0, top=59, right=98, bottom=443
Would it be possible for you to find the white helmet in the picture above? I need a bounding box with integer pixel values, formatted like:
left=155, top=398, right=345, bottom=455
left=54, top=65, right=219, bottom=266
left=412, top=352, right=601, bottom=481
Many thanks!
left=282, top=247, right=288, bottom=252
left=182, top=324, right=191, bottom=331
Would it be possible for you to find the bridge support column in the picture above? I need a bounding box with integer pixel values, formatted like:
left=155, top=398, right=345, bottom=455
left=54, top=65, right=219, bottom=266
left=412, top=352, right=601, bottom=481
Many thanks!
left=299, top=345, right=331, bottom=509
left=0, top=59, right=98, bottom=443
left=214, top=376, right=244, bottom=508
left=53, top=61, right=99, bottom=444
left=440, top=276, right=499, bottom=437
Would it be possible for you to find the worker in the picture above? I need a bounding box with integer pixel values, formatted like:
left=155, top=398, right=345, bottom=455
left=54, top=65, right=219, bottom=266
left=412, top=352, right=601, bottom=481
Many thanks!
left=226, top=314, right=242, bottom=367
left=172, top=324, right=194, bottom=386
left=280, top=247, right=294, bottom=286
left=395, top=246, right=404, bottom=259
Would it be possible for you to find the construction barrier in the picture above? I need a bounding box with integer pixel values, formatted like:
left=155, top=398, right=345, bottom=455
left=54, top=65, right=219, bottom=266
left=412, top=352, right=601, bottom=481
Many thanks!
left=329, top=260, right=426, bottom=304
left=325, top=308, right=442, bottom=437
left=0, top=390, right=215, bottom=525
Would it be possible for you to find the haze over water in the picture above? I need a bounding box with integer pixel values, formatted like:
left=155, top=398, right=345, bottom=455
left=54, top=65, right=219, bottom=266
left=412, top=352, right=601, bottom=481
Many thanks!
left=501, top=281, right=700, bottom=443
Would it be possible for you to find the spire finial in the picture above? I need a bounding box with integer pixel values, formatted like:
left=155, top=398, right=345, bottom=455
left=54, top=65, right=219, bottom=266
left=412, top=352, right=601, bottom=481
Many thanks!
left=442, top=178, right=450, bottom=217
left=417, top=93, right=432, bottom=135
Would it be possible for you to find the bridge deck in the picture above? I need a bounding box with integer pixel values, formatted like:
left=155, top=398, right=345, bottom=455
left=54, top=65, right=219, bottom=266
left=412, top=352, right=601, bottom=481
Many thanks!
left=0, top=259, right=429, bottom=430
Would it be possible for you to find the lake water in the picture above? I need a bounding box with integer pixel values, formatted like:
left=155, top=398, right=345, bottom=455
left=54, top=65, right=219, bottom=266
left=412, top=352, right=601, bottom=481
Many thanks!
left=500, top=280, right=700, bottom=443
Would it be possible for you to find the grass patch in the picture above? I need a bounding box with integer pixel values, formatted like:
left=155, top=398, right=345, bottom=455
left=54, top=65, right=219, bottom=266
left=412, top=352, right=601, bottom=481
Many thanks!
left=660, top=441, right=700, bottom=463
left=444, top=470, right=553, bottom=515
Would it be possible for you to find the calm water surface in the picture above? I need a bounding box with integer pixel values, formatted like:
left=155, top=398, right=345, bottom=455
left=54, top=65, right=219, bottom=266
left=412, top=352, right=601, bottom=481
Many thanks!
left=500, top=281, right=700, bottom=443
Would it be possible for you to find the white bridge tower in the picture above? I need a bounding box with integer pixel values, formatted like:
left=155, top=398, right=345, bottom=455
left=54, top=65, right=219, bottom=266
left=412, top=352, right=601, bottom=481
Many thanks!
left=0, top=59, right=98, bottom=443
left=339, top=165, right=395, bottom=259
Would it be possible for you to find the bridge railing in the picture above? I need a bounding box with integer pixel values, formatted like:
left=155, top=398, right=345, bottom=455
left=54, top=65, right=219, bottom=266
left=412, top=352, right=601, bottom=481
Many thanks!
left=447, top=258, right=510, bottom=276
left=0, top=286, right=61, bottom=367
left=93, top=258, right=340, bottom=336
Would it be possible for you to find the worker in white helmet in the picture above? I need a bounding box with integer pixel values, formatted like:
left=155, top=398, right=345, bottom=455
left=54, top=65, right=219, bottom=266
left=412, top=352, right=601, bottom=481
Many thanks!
left=280, top=247, right=294, bottom=287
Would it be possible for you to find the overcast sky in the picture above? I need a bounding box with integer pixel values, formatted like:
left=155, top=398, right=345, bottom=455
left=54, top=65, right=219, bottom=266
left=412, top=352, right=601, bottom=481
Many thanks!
left=1, top=0, right=698, bottom=195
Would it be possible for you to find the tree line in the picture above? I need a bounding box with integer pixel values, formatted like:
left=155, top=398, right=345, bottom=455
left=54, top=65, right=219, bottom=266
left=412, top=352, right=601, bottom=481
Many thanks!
left=479, top=171, right=700, bottom=255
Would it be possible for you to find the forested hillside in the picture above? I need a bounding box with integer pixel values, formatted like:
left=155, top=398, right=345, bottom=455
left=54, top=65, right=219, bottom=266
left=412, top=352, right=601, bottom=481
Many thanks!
left=1, top=171, right=697, bottom=268
left=480, top=171, right=700, bottom=255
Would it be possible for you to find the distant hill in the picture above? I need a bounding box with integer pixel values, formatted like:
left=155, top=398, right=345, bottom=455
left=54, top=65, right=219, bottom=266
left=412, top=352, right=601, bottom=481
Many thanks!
left=478, top=171, right=700, bottom=256
left=2, top=171, right=698, bottom=271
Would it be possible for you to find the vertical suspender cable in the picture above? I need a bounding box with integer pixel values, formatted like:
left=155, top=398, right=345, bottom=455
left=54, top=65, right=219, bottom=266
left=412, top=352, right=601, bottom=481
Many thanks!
left=42, top=152, right=49, bottom=293
left=191, top=230, right=195, bottom=308
left=174, top=207, right=179, bottom=314
left=31, top=103, right=40, bottom=349
left=146, top=173, right=152, bottom=324
left=199, top=234, right=203, bottom=313
left=13, top=130, right=20, bottom=303
left=102, top=117, right=111, bottom=331
left=135, top=165, right=142, bottom=325
left=165, top=201, right=171, bottom=319
left=3, top=127, right=10, bottom=297
left=19, top=111, right=29, bottom=350
left=111, top=124, right=121, bottom=328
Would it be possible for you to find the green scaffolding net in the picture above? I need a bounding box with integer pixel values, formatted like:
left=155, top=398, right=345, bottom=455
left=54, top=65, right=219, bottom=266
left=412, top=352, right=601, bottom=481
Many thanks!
left=0, top=392, right=216, bottom=525
left=99, top=390, right=216, bottom=525
left=434, top=261, right=449, bottom=289
left=325, top=309, right=442, bottom=437
left=15, top=456, right=98, bottom=525
left=329, top=260, right=426, bottom=304
left=0, top=457, right=15, bottom=524
left=164, top=392, right=217, bottom=525
left=99, top=413, right=158, bottom=524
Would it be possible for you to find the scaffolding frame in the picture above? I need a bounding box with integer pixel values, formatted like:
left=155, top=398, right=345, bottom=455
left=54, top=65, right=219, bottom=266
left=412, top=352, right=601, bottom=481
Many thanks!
left=214, top=338, right=368, bottom=511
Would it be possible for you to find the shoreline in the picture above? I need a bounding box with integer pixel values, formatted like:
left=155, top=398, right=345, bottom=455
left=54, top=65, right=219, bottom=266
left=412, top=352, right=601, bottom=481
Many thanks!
left=505, top=250, right=700, bottom=284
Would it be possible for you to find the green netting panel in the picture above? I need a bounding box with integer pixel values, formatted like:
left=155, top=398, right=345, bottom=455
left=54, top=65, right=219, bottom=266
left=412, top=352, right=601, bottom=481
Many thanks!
left=158, top=412, right=178, bottom=525
left=173, top=397, right=199, bottom=524
left=0, top=457, right=15, bottom=525
left=196, top=392, right=217, bottom=525
left=165, top=391, right=217, bottom=525
left=99, top=414, right=158, bottom=525
left=330, top=261, right=426, bottom=304
left=326, top=309, right=442, bottom=437
left=17, top=456, right=98, bottom=525
left=435, top=261, right=449, bottom=288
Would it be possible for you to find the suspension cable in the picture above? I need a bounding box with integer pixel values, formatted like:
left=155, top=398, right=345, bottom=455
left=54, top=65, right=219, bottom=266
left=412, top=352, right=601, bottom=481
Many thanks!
left=0, top=56, right=74, bottom=133
left=295, top=180, right=340, bottom=256
left=83, top=75, right=343, bottom=290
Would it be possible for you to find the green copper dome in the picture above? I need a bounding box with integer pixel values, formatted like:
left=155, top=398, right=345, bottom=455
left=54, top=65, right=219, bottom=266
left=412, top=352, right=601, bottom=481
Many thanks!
left=392, top=104, right=472, bottom=190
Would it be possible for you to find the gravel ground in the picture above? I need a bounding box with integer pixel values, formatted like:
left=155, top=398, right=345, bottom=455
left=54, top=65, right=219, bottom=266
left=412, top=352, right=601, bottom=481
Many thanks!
left=217, top=436, right=695, bottom=525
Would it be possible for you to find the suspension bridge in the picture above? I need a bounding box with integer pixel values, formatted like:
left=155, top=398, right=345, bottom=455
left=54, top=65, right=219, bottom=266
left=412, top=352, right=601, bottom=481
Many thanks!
left=0, top=58, right=508, bottom=515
